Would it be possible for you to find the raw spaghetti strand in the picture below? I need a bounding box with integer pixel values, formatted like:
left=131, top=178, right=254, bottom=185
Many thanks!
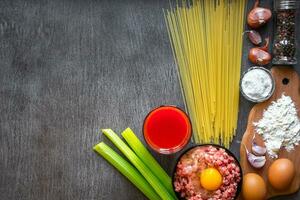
left=165, top=0, right=246, bottom=147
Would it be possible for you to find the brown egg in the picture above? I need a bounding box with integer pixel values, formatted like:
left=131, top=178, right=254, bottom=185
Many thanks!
left=268, top=158, right=295, bottom=190
left=242, top=173, right=267, bottom=200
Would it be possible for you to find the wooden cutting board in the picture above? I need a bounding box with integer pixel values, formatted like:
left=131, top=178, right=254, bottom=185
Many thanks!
left=240, top=66, right=300, bottom=199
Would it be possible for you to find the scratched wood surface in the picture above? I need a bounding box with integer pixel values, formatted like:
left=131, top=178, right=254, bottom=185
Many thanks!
left=240, top=67, right=300, bottom=199
left=0, top=0, right=299, bottom=199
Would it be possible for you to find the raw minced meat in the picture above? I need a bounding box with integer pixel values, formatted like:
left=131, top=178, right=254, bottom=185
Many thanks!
left=174, top=145, right=241, bottom=200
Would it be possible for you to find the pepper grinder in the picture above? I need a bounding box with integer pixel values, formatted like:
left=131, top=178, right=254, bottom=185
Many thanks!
left=272, top=0, right=298, bottom=65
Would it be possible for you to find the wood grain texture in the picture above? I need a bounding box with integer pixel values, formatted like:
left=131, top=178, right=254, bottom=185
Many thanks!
left=0, top=0, right=299, bottom=199
left=240, top=67, right=300, bottom=199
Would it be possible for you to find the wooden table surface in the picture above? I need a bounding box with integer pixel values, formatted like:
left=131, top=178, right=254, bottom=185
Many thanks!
left=0, top=0, right=299, bottom=199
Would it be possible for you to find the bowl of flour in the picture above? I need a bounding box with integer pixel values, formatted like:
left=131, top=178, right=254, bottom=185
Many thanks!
left=241, top=67, right=275, bottom=102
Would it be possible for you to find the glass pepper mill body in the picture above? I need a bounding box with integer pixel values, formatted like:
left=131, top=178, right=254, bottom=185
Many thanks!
left=272, top=0, right=298, bottom=65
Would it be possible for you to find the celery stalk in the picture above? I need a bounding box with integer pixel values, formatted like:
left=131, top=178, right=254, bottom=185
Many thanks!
left=102, top=129, right=175, bottom=200
left=121, top=127, right=176, bottom=199
left=93, top=142, right=161, bottom=200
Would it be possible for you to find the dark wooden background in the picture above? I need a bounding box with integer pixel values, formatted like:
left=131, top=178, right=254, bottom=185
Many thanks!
left=0, top=0, right=299, bottom=199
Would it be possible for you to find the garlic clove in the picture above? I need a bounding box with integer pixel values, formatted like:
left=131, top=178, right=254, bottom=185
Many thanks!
left=249, top=153, right=266, bottom=168
left=252, top=134, right=267, bottom=156
left=252, top=143, right=267, bottom=156
left=244, top=144, right=266, bottom=168
left=244, top=30, right=262, bottom=45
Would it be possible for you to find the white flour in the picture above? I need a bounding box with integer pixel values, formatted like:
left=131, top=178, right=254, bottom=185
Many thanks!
left=241, top=68, right=273, bottom=101
left=253, top=94, right=300, bottom=158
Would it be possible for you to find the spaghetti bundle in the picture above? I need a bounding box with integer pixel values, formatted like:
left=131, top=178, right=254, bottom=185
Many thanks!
left=165, top=0, right=246, bottom=147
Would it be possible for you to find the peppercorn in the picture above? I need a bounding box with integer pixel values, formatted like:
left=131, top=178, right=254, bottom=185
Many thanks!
left=272, top=1, right=298, bottom=65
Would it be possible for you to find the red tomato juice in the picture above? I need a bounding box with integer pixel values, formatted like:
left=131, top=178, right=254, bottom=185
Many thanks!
left=143, top=106, right=191, bottom=154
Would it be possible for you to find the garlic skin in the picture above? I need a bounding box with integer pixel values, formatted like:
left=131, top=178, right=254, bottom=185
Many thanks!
left=245, top=30, right=262, bottom=45
left=248, top=38, right=271, bottom=66
left=248, top=48, right=271, bottom=65
left=244, top=144, right=266, bottom=168
left=247, top=0, right=272, bottom=29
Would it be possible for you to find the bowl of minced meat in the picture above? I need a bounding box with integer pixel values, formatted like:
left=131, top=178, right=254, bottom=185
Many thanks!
left=173, top=145, right=242, bottom=200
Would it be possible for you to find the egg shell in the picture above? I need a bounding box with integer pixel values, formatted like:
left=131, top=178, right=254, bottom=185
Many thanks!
left=268, top=158, right=295, bottom=190
left=242, top=173, right=267, bottom=200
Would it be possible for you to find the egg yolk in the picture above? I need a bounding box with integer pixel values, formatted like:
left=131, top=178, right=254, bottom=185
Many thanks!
left=200, top=168, right=223, bottom=191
